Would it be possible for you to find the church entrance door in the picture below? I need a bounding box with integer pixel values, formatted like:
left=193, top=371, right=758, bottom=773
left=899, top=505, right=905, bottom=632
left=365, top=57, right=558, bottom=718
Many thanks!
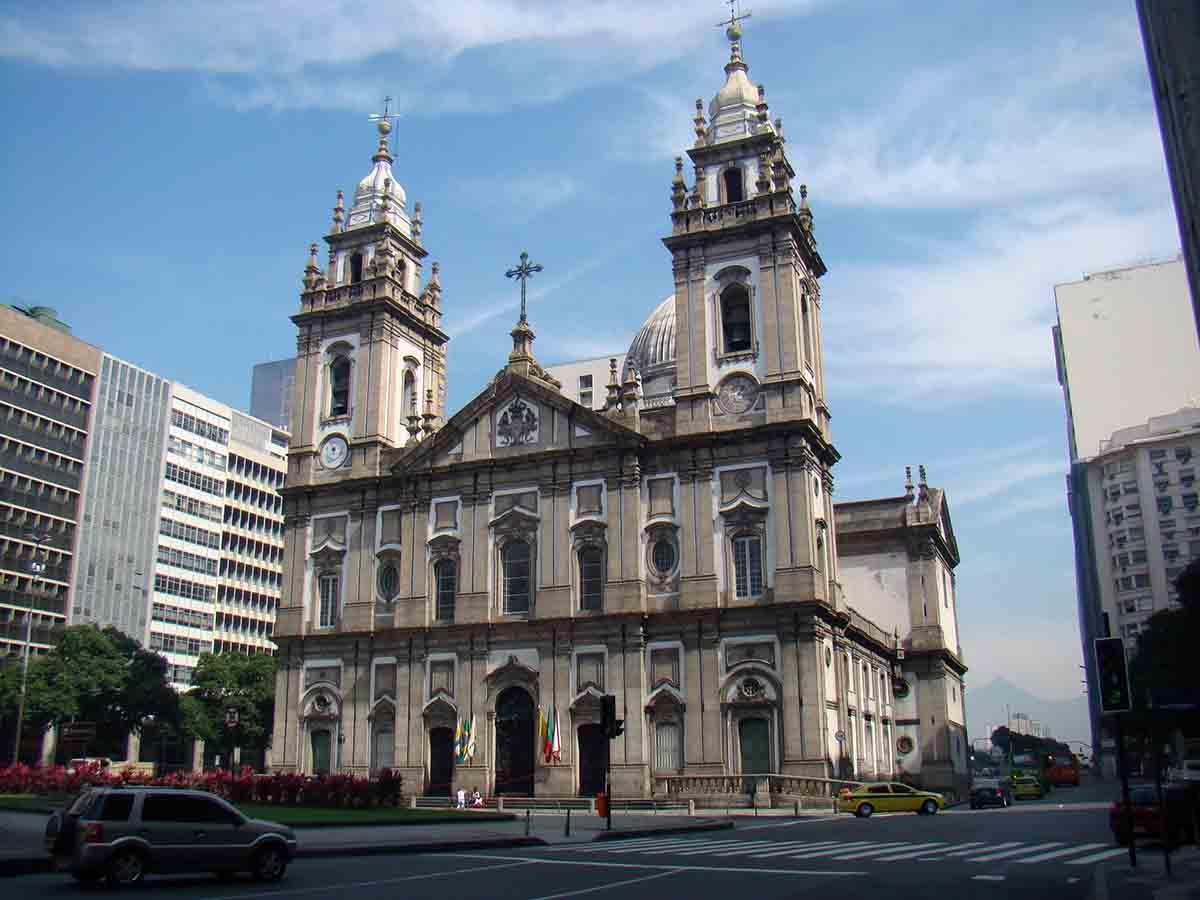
left=428, top=727, right=454, bottom=796
left=577, top=724, right=608, bottom=796
left=495, top=687, right=534, bottom=796
left=310, top=729, right=331, bottom=775
left=738, top=718, right=770, bottom=793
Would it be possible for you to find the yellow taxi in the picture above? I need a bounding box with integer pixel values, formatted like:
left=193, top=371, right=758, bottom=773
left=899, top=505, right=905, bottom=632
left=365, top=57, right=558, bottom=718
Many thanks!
left=1010, top=776, right=1044, bottom=800
left=837, top=782, right=946, bottom=817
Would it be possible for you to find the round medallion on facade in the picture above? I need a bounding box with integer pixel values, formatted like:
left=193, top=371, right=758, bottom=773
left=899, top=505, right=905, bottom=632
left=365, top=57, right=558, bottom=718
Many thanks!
left=651, top=538, right=677, bottom=576
left=893, top=678, right=911, bottom=700
left=716, top=373, right=759, bottom=415
left=740, top=677, right=765, bottom=700
left=896, top=735, right=915, bottom=755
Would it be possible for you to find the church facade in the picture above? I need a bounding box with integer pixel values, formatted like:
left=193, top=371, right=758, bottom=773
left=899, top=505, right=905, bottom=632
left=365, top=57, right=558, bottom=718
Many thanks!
left=268, top=25, right=968, bottom=799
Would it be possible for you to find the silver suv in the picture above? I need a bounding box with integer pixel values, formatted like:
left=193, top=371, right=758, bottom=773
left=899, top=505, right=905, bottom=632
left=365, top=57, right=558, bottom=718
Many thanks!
left=45, top=786, right=297, bottom=886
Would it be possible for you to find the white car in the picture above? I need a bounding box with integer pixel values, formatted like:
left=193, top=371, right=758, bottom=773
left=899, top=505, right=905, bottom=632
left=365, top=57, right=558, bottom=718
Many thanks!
left=1168, top=759, right=1200, bottom=783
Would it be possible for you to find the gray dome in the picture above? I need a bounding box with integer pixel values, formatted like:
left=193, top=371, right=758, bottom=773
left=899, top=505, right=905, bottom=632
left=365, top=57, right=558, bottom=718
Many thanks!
left=626, top=296, right=676, bottom=377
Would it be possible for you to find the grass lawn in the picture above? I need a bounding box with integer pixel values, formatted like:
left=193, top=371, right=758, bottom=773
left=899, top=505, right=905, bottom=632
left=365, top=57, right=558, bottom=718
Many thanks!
left=232, top=803, right=512, bottom=827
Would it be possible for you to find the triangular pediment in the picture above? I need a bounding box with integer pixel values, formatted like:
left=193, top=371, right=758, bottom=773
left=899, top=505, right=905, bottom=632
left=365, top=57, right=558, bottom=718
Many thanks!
left=389, top=370, right=645, bottom=474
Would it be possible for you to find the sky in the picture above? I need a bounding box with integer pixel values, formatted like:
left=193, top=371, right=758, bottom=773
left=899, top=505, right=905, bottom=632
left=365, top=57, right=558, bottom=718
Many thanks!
left=0, top=0, right=1183, bottom=722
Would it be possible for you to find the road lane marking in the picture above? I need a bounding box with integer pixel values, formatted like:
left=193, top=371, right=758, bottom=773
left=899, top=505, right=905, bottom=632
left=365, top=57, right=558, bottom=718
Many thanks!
left=199, top=859, right=537, bottom=900
left=1066, top=848, right=1129, bottom=865
left=748, top=841, right=843, bottom=858
left=868, top=843, right=951, bottom=861
left=523, top=868, right=679, bottom=900
left=601, top=838, right=742, bottom=854
left=736, top=816, right=841, bottom=831
left=948, top=841, right=1023, bottom=856
left=710, top=841, right=801, bottom=856
left=827, top=843, right=913, bottom=860
left=938, top=842, right=988, bottom=855
left=667, top=840, right=774, bottom=856
left=446, top=852, right=866, bottom=877
left=783, top=841, right=876, bottom=858
left=1019, top=843, right=1106, bottom=864
left=973, top=875, right=1006, bottom=881
left=968, top=842, right=1062, bottom=862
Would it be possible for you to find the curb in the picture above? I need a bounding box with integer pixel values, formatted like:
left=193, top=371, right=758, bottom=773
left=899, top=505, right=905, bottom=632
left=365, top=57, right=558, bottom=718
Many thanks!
left=296, top=836, right=548, bottom=858
left=593, top=819, right=735, bottom=841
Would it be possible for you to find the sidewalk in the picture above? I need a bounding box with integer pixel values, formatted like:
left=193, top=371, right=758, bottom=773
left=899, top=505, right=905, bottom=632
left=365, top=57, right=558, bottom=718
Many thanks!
left=0, top=808, right=733, bottom=877
left=1096, top=845, right=1200, bottom=900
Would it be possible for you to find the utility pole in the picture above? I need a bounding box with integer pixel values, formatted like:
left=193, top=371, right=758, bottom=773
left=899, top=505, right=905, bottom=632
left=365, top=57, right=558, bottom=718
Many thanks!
left=12, top=530, right=53, bottom=765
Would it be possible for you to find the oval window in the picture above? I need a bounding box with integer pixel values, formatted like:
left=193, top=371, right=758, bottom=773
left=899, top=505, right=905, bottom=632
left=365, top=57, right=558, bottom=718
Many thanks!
left=377, top=562, right=400, bottom=601
left=652, top=539, right=677, bottom=575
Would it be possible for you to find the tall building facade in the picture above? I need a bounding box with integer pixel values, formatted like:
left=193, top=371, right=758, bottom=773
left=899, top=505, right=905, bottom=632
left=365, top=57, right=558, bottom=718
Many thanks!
left=1137, top=0, right=1200, bottom=344
left=544, top=355, right=626, bottom=412
left=250, top=358, right=297, bottom=432
left=0, top=306, right=100, bottom=660
left=269, top=25, right=968, bottom=799
left=1054, top=256, right=1200, bottom=764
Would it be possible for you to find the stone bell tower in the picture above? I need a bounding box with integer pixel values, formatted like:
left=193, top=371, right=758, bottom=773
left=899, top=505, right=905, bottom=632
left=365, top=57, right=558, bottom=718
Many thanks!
left=663, top=15, right=829, bottom=440
left=289, top=112, right=450, bottom=484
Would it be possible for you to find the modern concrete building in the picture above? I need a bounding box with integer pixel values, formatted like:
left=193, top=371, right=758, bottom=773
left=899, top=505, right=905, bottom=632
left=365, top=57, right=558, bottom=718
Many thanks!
left=269, top=25, right=969, bottom=801
left=1137, top=0, right=1200, bottom=345
left=250, top=358, right=296, bottom=432
left=1054, top=256, right=1200, bottom=767
left=544, top=355, right=626, bottom=412
left=0, top=306, right=100, bottom=664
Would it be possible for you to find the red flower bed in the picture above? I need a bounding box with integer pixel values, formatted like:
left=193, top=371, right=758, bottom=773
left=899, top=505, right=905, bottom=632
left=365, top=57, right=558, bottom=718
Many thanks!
left=0, top=764, right=403, bottom=807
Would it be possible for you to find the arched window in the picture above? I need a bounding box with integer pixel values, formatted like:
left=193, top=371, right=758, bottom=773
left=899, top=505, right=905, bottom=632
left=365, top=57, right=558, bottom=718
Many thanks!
left=402, top=370, right=416, bottom=421
left=721, top=284, right=753, bottom=354
left=350, top=252, right=364, bottom=284
left=732, top=533, right=763, bottom=598
left=329, top=356, right=351, bottom=417
left=579, top=546, right=603, bottom=611
left=502, top=540, right=531, bottom=614
left=434, top=558, right=456, bottom=622
left=723, top=167, right=745, bottom=203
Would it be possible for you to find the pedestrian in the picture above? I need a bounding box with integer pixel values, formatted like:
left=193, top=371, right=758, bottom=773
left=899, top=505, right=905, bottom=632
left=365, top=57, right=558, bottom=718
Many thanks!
left=472, top=788, right=483, bottom=807
left=456, top=787, right=466, bottom=809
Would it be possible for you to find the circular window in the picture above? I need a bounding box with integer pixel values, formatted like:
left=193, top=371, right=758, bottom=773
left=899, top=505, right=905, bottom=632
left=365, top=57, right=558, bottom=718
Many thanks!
left=893, top=678, right=910, bottom=700
left=377, top=562, right=400, bottom=601
left=897, top=735, right=915, bottom=755
left=825, top=647, right=832, bottom=667
left=651, top=538, right=677, bottom=576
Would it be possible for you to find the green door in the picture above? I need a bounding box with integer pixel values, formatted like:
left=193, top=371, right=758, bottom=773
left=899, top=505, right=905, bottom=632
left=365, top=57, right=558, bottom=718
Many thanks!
left=739, top=718, right=770, bottom=793
left=311, top=729, right=332, bottom=774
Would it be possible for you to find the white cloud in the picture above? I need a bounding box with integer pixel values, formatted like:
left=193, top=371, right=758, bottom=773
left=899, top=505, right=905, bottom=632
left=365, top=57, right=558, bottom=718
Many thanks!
left=953, top=459, right=1065, bottom=506
left=458, top=173, right=581, bottom=226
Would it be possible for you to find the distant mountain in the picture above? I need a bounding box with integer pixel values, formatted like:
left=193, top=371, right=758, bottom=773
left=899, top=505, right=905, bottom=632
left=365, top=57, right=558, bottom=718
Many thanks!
left=966, top=677, right=1092, bottom=748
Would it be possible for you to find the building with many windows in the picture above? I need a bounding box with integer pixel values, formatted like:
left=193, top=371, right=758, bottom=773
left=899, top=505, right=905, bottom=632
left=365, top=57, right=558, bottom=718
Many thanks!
left=545, top=355, right=626, bottom=412
left=269, top=25, right=968, bottom=799
left=0, top=306, right=100, bottom=666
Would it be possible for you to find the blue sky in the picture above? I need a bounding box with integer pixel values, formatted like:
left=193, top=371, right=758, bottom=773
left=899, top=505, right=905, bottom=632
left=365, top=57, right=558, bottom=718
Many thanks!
left=0, top=1, right=1182, bottom=719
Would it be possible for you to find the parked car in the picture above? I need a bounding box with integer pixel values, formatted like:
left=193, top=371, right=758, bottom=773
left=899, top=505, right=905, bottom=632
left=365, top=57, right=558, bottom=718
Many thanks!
left=1011, top=776, right=1044, bottom=800
left=1168, top=760, right=1200, bottom=784
left=970, top=778, right=1010, bottom=810
left=1110, top=784, right=1199, bottom=846
left=45, top=786, right=297, bottom=886
left=836, top=782, right=945, bottom=817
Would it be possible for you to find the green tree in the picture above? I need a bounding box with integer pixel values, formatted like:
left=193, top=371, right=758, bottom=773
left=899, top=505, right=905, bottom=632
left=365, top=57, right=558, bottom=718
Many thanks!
left=188, top=652, right=276, bottom=762
left=1129, top=560, right=1200, bottom=711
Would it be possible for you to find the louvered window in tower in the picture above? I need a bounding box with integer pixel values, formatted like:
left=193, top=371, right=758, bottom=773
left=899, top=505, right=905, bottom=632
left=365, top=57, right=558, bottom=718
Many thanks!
left=329, top=357, right=351, bottom=417
left=723, top=167, right=744, bottom=203
left=721, top=285, right=752, bottom=353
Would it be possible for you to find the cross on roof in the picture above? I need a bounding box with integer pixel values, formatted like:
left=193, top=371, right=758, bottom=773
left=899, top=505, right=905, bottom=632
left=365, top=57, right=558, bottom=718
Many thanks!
left=368, top=95, right=402, bottom=153
left=505, top=251, right=544, bottom=325
left=718, top=0, right=751, bottom=33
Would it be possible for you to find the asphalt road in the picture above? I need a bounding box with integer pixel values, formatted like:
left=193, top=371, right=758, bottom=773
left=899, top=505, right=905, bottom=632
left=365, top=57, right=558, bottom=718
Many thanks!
left=5, top=782, right=1168, bottom=900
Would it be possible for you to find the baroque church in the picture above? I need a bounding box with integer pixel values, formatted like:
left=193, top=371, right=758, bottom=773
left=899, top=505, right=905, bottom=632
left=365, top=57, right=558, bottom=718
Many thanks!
left=269, top=21, right=969, bottom=800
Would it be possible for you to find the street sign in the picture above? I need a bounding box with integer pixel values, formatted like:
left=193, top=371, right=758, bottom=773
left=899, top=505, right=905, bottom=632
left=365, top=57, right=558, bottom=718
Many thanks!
left=834, top=730, right=846, bottom=743
left=60, top=722, right=97, bottom=741
left=1094, top=637, right=1132, bottom=713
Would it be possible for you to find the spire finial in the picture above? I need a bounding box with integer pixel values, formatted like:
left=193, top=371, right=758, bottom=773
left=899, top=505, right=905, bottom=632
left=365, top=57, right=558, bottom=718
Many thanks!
left=904, top=466, right=914, bottom=498
left=694, top=98, right=707, bottom=147
left=918, top=464, right=928, bottom=487
left=368, top=95, right=400, bottom=163
left=717, top=0, right=751, bottom=67
left=332, top=189, right=345, bottom=233
left=505, top=250, right=544, bottom=326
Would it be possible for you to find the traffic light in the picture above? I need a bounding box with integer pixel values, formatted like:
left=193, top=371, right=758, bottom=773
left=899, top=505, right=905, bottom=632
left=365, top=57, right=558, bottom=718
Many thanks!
left=1094, top=636, right=1131, bottom=714
left=601, top=694, right=615, bottom=737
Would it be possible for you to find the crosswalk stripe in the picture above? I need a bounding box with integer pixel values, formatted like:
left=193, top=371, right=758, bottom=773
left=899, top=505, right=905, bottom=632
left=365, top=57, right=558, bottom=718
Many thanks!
left=1065, top=848, right=1129, bottom=866
left=748, top=841, right=843, bottom=858
left=1019, top=843, right=1106, bottom=864
left=967, top=842, right=1062, bottom=862
left=939, top=842, right=988, bottom=855
left=605, top=839, right=748, bottom=855
left=668, top=841, right=772, bottom=856
left=868, top=843, right=950, bottom=861
left=784, top=841, right=876, bottom=859
left=949, top=841, right=1022, bottom=856
left=574, top=838, right=704, bottom=854
left=710, top=841, right=800, bottom=856
left=828, top=843, right=914, bottom=860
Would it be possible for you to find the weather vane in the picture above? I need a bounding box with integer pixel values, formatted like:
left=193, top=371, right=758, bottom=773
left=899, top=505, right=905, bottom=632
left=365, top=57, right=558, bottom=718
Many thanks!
left=505, top=251, right=544, bottom=325
left=718, top=0, right=751, bottom=35
left=368, top=95, right=402, bottom=153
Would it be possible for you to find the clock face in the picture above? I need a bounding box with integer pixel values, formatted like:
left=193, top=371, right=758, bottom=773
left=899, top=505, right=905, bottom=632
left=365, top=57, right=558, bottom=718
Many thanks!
left=320, top=435, right=348, bottom=469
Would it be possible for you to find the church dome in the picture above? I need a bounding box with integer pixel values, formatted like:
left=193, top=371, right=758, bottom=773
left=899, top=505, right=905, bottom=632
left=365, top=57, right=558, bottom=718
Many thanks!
left=626, top=296, right=676, bottom=376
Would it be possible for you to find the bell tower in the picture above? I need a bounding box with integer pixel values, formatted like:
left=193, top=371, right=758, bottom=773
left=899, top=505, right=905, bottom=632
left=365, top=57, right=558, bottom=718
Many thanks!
left=662, top=14, right=828, bottom=439
left=289, top=110, right=449, bottom=482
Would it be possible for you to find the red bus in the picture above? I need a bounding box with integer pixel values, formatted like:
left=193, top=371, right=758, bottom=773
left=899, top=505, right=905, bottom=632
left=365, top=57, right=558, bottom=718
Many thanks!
left=1047, top=753, right=1080, bottom=786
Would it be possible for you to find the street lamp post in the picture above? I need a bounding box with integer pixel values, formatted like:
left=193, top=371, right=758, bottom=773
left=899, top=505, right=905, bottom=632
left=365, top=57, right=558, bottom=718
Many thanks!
left=12, top=530, right=54, bottom=765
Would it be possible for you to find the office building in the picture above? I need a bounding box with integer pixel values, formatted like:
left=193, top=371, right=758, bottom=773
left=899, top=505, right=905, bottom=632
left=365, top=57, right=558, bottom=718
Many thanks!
left=249, top=358, right=296, bottom=432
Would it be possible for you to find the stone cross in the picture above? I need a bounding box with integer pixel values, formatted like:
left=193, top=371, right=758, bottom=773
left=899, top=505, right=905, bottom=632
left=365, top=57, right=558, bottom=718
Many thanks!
left=505, top=251, right=544, bottom=325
